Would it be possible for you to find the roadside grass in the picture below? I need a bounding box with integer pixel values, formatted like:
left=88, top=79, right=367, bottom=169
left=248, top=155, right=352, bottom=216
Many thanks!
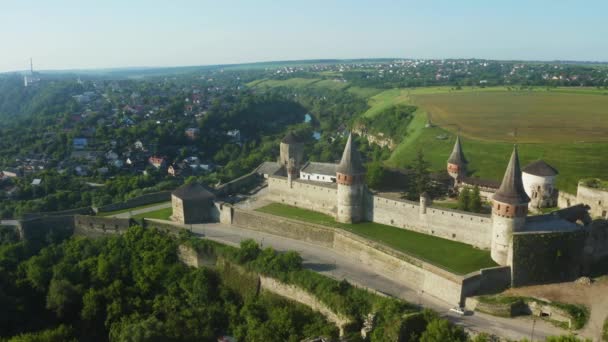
left=477, top=294, right=590, bottom=330
left=256, top=203, right=496, bottom=274
left=98, top=201, right=171, bottom=217
left=132, top=207, right=172, bottom=220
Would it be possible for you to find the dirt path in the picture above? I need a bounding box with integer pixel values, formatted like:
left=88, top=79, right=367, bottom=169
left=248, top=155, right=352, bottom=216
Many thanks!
left=505, top=277, right=608, bottom=341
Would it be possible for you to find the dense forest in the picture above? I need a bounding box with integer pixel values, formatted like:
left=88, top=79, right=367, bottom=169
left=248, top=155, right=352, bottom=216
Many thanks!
left=0, top=226, right=590, bottom=341
left=0, top=227, right=339, bottom=341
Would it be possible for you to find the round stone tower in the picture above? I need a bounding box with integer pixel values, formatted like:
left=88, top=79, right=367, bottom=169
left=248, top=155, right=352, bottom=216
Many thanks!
left=336, top=133, right=366, bottom=223
left=447, top=136, right=467, bottom=182
left=491, top=146, right=530, bottom=266
left=279, top=131, right=304, bottom=173
left=522, top=160, right=559, bottom=209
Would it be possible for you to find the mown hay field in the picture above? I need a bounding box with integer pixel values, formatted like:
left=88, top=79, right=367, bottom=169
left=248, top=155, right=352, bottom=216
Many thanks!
left=412, top=90, right=608, bottom=143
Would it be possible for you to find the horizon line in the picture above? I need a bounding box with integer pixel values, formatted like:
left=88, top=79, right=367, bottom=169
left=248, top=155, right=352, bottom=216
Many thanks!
left=3, top=56, right=608, bottom=75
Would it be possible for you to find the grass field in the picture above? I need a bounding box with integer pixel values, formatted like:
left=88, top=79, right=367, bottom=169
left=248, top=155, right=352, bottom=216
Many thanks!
left=256, top=203, right=496, bottom=274
left=412, top=90, right=608, bottom=143
left=132, top=207, right=172, bottom=220
left=246, top=77, right=608, bottom=194
left=247, top=78, right=382, bottom=99
left=373, top=87, right=608, bottom=194
left=98, top=202, right=171, bottom=217
left=386, top=123, right=608, bottom=194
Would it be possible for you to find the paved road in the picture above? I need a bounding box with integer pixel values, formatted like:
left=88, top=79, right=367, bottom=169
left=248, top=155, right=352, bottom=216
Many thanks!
left=110, top=202, right=171, bottom=218
left=185, top=222, right=566, bottom=341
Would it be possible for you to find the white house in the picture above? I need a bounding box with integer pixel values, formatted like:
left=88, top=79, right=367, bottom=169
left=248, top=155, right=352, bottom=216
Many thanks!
left=299, top=162, right=337, bottom=183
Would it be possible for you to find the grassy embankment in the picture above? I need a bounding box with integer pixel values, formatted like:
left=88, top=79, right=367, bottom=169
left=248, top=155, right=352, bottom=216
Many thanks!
left=97, top=202, right=171, bottom=217
left=132, top=207, right=173, bottom=220
left=256, top=203, right=496, bottom=275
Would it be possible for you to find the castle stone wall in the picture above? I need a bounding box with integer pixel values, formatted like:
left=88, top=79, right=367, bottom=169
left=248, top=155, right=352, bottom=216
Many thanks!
left=18, top=215, right=75, bottom=242
left=267, top=177, right=337, bottom=216
left=231, top=208, right=482, bottom=305
left=215, top=172, right=262, bottom=197
left=511, top=230, right=586, bottom=287
left=22, top=206, right=94, bottom=219
left=95, top=191, right=171, bottom=213
left=73, top=215, right=130, bottom=238
left=576, top=184, right=608, bottom=219
left=232, top=208, right=335, bottom=247
left=259, top=276, right=352, bottom=336
left=368, top=194, right=492, bottom=249
left=585, top=220, right=608, bottom=262
left=558, top=191, right=577, bottom=209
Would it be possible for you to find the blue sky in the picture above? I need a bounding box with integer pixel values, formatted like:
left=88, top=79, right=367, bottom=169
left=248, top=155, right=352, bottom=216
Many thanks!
left=1, top=0, right=607, bottom=72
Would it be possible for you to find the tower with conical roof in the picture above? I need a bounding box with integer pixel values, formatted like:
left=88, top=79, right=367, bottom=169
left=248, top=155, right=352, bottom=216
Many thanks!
left=279, top=131, right=304, bottom=177
left=490, top=146, right=530, bottom=266
left=447, top=136, right=467, bottom=181
left=336, top=133, right=366, bottom=223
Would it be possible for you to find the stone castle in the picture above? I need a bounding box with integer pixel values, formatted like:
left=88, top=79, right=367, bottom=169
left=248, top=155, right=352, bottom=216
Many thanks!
left=173, top=132, right=608, bottom=287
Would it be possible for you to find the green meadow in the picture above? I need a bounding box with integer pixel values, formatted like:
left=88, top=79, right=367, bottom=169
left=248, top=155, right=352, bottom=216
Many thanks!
left=247, top=78, right=608, bottom=194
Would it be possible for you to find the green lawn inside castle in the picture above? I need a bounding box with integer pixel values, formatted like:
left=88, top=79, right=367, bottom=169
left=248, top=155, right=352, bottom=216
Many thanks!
left=256, top=202, right=497, bottom=274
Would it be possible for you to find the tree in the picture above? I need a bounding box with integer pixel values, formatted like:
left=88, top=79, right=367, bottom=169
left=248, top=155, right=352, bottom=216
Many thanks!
left=419, top=319, right=468, bottom=342
left=458, top=188, right=471, bottom=211
left=46, top=279, right=81, bottom=319
left=469, top=186, right=482, bottom=213
left=237, top=239, right=261, bottom=263
left=412, top=150, right=431, bottom=197
left=366, top=161, right=385, bottom=189
left=7, top=325, right=76, bottom=342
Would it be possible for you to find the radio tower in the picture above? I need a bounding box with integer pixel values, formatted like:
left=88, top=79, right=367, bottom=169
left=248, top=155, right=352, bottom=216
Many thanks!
left=24, top=58, right=40, bottom=87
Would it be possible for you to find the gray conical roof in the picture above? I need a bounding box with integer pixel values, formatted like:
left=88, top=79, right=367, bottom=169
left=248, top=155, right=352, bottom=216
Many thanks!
left=172, top=182, right=215, bottom=201
left=447, top=136, right=467, bottom=166
left=336, top=133, right=366, bottom=175
left=522, top=160, right=558, bottom=177
left=493, top=146, right=530, bottom=204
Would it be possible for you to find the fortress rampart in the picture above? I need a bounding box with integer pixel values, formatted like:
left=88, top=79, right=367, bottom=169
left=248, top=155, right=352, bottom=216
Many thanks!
left=267, top=176, right=338, bottom=217
left=368, top=193, right=492, bottom=249
left=268, top=177, right=493, bottom=249
left=231, top=207, right=509, bottom=305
